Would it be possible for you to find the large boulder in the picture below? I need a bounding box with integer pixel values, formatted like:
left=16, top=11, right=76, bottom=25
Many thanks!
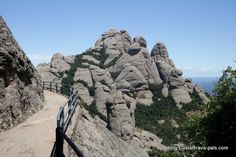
left=135, top=90, right=153, bottom=106
left=0, top=16, right=44, bottom=130
left=89, top=65, right=113, bottom=87
left=37, top=53, right=74, bottom=83
left=51, top=53, right=71, bottom=73
left=73, top=83, right=93, bottom=106
left=133, top=36, right=147, bottom=48
left=132, top=129, right=167, bottom=151
left=70, top=106, right=148, bottom=157
left=74, top=68, right=93, bottom=87
left=94, top=82, right=110, bottom=116
left=170, top=87, right=192, bottom=104
left=106, top=90, right=135, bottom=141
left=95, top=29, right=132, bottom=53
left=115, top=64, right=148, bottom=91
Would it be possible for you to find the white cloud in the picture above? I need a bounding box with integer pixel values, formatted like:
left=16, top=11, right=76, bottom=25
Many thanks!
left=180, top=66, right=221, bottom=77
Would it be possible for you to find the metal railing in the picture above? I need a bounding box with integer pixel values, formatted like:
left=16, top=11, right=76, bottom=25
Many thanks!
left=41, top=81, right=84, bottom=157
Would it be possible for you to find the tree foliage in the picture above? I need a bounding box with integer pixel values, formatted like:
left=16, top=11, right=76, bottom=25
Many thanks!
left=184, top=66, right=236, bottom=157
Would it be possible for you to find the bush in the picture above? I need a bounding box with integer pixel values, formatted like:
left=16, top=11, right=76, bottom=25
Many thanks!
left=106, top=54, right=122, bottom=67
left=184, top=66, right=236, bottom=157
left=135, top=83, right=187, bottom=145
left=100, top=79, right=109, bottom=86
left=88, top=86, right=96, bottom=96
left=110, top=71, right=121, bottom=81
left=181, top=91, right=203, bottom=113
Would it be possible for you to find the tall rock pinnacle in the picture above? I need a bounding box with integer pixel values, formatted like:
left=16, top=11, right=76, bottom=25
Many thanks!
left=0, top=16, right=44, bottom=130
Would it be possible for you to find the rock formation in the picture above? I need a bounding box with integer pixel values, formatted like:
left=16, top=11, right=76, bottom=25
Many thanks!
left=0, top=16, right=44, bottom=131
left=151, top=42, right=209, bottom=106
left=38, top=29, right=209, bottom=156
left=37, top=53, right=74, bottom=83
left=70, top=106, right=149, bottom=157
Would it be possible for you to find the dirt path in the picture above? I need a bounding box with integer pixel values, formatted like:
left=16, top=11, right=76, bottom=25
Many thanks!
left=0, top=90, right=67, bottom=157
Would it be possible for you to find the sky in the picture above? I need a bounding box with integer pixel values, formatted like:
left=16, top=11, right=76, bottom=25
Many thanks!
left=0, top=0, right=235, bottom=77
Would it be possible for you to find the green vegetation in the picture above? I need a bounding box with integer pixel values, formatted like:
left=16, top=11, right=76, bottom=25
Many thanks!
left=181, top=91, right=203, bottom=113
left=135, top=82, right=205, bottom=153
left=61, top=54, right=87, bottom=86
left=100, top=79, right=109, bottom=87
left=98, top=48, right=109, bottom=69
left=148, top=149, right=186, bottom=157
left=110, top=71, right=121, bottom=81
left=82, top=100, right=107, bottom=122
left=105, top=54, right=122, bottom=67
left=76, top=79, right=95, bottom=96
left=135, top=83, right=187, bottom=145
left=184, top=66, right=236, bottom=157
left=86, top=49, right=100, bottom=61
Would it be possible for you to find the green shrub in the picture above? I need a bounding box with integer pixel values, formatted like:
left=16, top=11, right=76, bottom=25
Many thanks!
left=148, top=148, right=186, bottom=157
left=106, top=54, right=122, bottom=67
left=100, top=79, right=109, bottom=87
left=88, top=86, right=96, bottom=96
left=110, top=71, right=121, bottom=81
left=181, top=91, right=203, bottom=113
left=135, top=83, right=187, bottom=145
left=184, top=66, right=236, bottom=157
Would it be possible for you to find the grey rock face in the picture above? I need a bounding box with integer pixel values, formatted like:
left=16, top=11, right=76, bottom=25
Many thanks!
left=152, top=42, right=192, bottom=104
left=133, top=36, right=147, bottom=48
left=37, top=53, right=74, bottom=83
left=74, top=68, right=93, bottom=87
left=151, top=42, right=169, bottom=59
left=94, top=82, right=110, bottom=116
left=115, top=65, right=148, bottom=91
left=152, top=42, right=209, bottom=104
left=51, top=53, right=71, bottom=72
left=132, top=129, right=167, bottom=151
left=95, top=29, right=132, bottom=54
left=106, top=90, right=135, bottom=141
left=0, top=16, right=44, bottom=130
left=89, top=65, right=113, bottom=87
left=135, top=90, right=153, bottom=106
left=70, top=106, right=149, bottom=157
left=128, top=43, right=141, bottom=56
left=73, top=83, right=93, bottom=106
left=82, top=55, right=100, bottom=65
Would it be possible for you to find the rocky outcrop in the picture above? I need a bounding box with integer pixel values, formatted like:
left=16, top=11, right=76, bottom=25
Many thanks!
left=132, top=129, right=167, bottom=151
left=70, top=106, right=148, bottom=157
left=0, top=16, right=44, bottom=130
left=151, top=42, right=208, bottom=104
left=37, top=53, right=74, bottom=83
left=106, top=90, right=135, bottom=140
left=37, top=28, right=209, bottom=156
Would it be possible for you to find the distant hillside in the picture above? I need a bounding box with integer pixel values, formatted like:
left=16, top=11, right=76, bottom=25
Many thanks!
left=191, top=77, right=219, bottom=94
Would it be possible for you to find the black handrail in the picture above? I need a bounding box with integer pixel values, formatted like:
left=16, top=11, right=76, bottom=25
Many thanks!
left=41, top=81, right=84, bottom=157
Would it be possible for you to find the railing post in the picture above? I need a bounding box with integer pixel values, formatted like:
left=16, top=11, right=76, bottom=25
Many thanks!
left=61, top=85, right=64, bottom=95
left=56, top=83, right=58, bottom=93
left=55, top=127, right=64, bottom=157
left=70, top=87, right=73, bottom=96
left=68, top=97, right=72, bottom=116
left=50, top=82, right=52, bottom=91
left=43, top=81, right=45, bottom=89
